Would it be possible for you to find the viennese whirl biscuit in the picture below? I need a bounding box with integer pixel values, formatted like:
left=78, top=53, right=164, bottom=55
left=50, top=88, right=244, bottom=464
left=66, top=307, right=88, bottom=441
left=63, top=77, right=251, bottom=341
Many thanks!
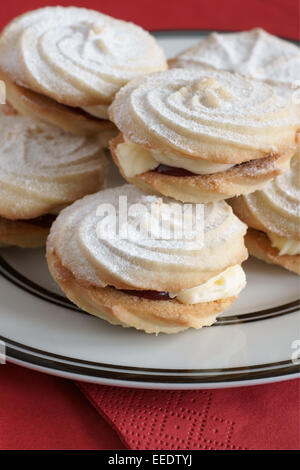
left=230, top=152, right=300, bottom=274
left=47, top=185, right=248, bottom=334
left=0, top=6, right=167, bottom=142
left=109, top=69, right=299, bottom=203
left=0, top=113, right=108, bottom=247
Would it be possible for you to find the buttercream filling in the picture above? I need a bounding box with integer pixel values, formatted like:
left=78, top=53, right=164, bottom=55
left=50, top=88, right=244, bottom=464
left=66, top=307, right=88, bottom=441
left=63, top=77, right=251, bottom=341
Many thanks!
left=116, top=139, right=234, bottom=178
left=267, top=232, right=300, bottom=256
left=120, top=265, right=246, bottom=304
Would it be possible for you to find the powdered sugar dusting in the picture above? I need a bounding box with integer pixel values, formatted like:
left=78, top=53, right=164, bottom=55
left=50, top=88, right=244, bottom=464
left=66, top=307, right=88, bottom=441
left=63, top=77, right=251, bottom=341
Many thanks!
left=0, top=7, right=166, bottom=105
left=243, top=151, right=300, bottom=238
left=110, top=68, right=299, bottom=163
left=170, top=28, right=300, bottom=99
left=0, top=113, right=107, bottom=217
left=49, top=184, right=247, bottom=290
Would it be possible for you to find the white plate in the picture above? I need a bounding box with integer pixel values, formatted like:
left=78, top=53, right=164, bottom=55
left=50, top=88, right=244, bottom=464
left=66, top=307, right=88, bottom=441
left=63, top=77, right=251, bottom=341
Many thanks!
left=0, top=31, right=299, bottom=389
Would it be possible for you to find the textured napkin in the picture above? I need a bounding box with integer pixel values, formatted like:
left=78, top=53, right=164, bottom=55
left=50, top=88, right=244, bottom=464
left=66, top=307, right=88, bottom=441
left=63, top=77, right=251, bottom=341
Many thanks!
left=78, top=379, right=300, bottom=450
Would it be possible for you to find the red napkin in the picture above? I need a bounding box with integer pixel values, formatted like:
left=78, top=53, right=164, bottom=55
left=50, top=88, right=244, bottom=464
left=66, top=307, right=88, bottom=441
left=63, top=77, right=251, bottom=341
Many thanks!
left=78, top=379, right=300, bottom=450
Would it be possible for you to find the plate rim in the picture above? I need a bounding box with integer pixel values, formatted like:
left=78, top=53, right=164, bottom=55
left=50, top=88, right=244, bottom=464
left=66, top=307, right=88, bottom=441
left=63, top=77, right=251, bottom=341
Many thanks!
left=7, top=356, right=300, bottom=390
left=1, top=254, right=299, bottom=326
left=2, top=334, right=300, bottom=387
left=151, top=29, right=300, bottom=45
left=1, top=251, right=299, bottom=385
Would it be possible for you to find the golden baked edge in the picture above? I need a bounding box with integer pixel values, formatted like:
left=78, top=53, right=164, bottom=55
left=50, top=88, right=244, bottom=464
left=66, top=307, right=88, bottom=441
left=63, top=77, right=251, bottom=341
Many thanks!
left=0, top=67, right=117, bottom=139
left=46, top=248, right=236, bottom=334
left=245, top=228, right=300, bottom=275
left=110, top=134, right=292, bottom=203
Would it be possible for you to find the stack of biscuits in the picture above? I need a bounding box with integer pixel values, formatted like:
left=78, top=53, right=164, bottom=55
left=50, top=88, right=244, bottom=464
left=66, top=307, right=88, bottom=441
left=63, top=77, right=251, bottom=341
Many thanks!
left=0, top=6, right=167, bottom=248
left=0, top=8, right=299, bottom=334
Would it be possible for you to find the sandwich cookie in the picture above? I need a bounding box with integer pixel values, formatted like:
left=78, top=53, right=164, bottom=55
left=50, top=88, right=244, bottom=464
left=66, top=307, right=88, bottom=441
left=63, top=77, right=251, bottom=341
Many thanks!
left=47, top=185, right=248, bottom=334
left=109, top=69, right=299, bottom=203
left=0, top=113, right=108, bottom=248
left=230, top=151, right=300, bottom=274
left=0, top=69, right=117, bottom=144
left=169, top=28, right=300, bottom=102
left=0, top=6, right=167, bottom=142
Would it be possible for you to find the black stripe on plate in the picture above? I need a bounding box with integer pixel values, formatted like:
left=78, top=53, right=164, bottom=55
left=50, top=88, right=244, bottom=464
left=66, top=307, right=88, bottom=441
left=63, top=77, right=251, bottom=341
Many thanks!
left=0, top=255, right=299, bottom=325
left=6, top=342, right=300, bottom=384
left=1, top=334, right=299, bottom=377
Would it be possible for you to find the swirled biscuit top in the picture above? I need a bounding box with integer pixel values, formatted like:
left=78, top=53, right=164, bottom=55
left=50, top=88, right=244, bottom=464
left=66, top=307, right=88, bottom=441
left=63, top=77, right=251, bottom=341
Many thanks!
left=170, top=28, right=300, bottom=100
left=109, top=69, right=299, bottom=164
left=235, top=151, right=300, bottom=239
left=0, top=114, right=107, bottom=219
left=48, top=185, right=247, bottom=292
left=0, top=7, right=167, bottom=107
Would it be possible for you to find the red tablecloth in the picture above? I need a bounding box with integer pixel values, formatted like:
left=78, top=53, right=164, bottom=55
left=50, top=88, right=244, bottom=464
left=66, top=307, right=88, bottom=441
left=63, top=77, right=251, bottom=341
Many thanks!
left=0, top=0, right=299, bottom=38
left=0, top=0, right=299, bottom=451
left=0, top=364, right=125, bottom=450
